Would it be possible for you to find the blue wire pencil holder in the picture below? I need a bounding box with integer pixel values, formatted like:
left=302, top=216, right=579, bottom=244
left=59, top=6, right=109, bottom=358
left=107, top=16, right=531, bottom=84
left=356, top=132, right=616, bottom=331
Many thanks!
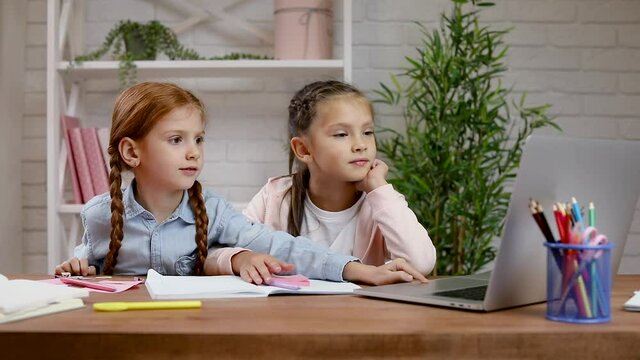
left=544, top=242, right=613, bottom=324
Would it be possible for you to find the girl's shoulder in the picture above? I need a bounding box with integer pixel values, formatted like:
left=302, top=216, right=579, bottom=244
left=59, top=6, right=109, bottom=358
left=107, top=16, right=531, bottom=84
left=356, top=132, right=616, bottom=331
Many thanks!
left=82, top=192, right=111, bottom=212
left=80, top=192, right=112, bottom=222
left=200, top=188, right=236, bottom=210
left=201, top=188, right=223, bottom=201
left=263, top=175, right=293, bottom=194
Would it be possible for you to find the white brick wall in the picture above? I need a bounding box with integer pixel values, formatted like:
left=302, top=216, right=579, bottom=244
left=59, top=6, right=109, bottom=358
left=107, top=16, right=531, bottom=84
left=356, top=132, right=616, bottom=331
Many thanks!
left=22, top=0, right=47, bottom=272
left=20, top=0, right=640, bottom=273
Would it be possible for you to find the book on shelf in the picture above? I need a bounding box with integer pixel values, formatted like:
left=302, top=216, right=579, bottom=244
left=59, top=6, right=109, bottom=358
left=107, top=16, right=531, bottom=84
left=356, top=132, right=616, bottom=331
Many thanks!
left=60, top=115, right=83, bottom=204
left=96, top=127, right=110, bottom=174
left=68, top=127, right=95, bottom=203
left=145, top=269, right=361, bottom=300
left=80, top=127, right=109, bottom=196
left=0, top=274, right=87, bottom=324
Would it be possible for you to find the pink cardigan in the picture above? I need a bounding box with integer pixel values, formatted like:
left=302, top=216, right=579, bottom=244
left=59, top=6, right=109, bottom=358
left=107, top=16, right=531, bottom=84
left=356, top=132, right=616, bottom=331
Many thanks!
left=206, top=177, right=437, bottom=276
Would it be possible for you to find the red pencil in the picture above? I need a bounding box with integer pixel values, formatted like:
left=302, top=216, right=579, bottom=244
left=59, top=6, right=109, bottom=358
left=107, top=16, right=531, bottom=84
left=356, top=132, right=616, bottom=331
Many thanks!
left=554, top=203, right=568, bottom=244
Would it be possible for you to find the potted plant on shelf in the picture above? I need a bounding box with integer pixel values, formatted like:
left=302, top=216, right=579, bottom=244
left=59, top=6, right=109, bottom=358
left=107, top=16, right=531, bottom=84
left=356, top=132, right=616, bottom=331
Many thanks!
left=71, top=20, right=271, bottom=88
left=375, top=0, right=560, bottom=275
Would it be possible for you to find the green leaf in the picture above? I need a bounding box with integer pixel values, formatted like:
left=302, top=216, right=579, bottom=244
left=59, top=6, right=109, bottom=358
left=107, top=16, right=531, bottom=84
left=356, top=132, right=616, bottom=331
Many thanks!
left=71, top=20, right=271, bottom=89
left=376, top=0, right=559, bottom=275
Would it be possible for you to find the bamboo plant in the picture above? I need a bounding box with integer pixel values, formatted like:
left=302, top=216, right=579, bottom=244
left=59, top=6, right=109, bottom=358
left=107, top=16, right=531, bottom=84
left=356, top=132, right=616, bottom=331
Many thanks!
left=375, top=0, right=560, bottom=275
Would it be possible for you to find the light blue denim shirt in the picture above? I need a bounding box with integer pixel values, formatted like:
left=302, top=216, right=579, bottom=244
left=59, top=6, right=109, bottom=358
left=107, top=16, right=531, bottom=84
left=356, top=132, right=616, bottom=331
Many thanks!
left=74, top=182, right=357, bottom=280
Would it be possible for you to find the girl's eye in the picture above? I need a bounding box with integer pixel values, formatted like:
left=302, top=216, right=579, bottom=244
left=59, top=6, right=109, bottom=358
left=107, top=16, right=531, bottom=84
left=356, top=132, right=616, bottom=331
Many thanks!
left=333, top=133, right=348, bottom=138
left=364, top=130, right=375, bottom=136
left=195, top=136, right=205, bottom=144
left=169, top=136, right=182, bottom=144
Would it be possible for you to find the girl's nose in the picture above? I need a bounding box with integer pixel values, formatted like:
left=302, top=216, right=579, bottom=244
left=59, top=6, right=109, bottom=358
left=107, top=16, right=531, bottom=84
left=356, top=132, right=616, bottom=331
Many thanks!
left=187, top=145, right=201, bottom=160
left=352, top=139, right=367, bottom=152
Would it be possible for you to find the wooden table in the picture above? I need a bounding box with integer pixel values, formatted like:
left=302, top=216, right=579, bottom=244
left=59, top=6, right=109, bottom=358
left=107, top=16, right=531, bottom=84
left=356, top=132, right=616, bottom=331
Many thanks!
left=1, top=275, right=639, bottom=359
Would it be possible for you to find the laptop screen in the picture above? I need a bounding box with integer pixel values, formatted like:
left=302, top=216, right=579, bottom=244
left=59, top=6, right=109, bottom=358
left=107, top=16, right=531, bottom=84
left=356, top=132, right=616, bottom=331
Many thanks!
left=355, top=136, right=640, bottom=311
left=483, top=135, right=640, bottom=311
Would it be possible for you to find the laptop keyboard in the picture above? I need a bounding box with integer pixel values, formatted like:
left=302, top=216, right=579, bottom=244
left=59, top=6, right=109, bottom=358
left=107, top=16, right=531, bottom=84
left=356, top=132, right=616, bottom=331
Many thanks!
left=432, top=285, right=488, bottom=301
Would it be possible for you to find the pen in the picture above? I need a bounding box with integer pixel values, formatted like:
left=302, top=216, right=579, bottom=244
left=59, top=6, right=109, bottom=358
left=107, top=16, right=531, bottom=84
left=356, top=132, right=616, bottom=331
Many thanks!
left=93, top=300, right=202, bottom=312
left=55, top=274, right=112, bottom=279
left=55, top=274, right=85, bottom=279
left=60, top=277, right=118, bottom=292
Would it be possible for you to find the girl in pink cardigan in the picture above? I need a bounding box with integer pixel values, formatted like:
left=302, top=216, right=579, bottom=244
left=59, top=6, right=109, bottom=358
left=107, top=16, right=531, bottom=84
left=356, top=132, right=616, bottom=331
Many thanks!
left=209, top=80, right=436, bottom=282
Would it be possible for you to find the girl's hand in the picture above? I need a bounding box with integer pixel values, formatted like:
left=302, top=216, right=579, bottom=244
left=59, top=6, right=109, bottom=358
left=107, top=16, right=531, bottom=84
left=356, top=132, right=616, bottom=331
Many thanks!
left=231, top=251, right=295, bottom=285
left=342, top=258, right=428, bottom=285
left=355, top=159, right=389, bottom=193
left=54, top=257, right=97, bottom=276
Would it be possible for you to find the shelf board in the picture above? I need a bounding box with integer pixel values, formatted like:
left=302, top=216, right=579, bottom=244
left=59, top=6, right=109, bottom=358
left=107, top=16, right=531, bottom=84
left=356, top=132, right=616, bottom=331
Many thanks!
left=59, top=204, right=83, bottom=214
left=58, top=60, right=345, bottom=80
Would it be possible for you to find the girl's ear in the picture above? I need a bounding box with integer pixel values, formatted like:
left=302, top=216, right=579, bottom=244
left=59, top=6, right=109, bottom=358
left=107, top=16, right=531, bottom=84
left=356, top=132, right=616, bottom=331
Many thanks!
left=119, top=137, right=140, bottom=168
left=290, top=136, right=312, bottom=164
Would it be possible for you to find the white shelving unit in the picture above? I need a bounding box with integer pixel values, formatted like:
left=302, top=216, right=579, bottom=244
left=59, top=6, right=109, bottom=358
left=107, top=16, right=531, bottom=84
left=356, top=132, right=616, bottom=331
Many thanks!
left=46, top=0, right=352, bottom=271
left=58, top=59, right=349, bottom=80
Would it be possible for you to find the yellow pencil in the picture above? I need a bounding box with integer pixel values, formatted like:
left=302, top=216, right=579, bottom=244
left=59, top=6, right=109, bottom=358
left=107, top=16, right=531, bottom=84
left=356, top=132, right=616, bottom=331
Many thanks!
left=573, top=260, right=592, bottom=318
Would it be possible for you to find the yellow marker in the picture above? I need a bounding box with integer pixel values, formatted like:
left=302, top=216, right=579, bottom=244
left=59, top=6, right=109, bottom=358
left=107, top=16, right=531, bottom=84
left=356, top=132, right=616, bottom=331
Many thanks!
left=93, top=300, right=202, bottom=312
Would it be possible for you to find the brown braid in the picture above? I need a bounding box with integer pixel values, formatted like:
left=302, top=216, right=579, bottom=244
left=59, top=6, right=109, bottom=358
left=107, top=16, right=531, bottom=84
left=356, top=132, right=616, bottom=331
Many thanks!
left=187, top=180, right=209, bottom=275
left=286, top=169, right=309, bottom=236
left=102, top=82, right=207, bottom=275
left=102, top=150, right=125, bottom=275
left=285, top=80, right=373, bottom=236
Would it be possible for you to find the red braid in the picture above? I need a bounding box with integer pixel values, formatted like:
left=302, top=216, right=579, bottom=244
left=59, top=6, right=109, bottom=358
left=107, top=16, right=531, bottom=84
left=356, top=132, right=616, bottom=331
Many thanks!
left=188, top=180, right=209, bottom=275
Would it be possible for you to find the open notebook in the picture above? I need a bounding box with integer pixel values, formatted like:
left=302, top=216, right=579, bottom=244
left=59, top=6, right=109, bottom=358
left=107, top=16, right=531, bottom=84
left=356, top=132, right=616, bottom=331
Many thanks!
left=145, top=270, right=360, bottom=300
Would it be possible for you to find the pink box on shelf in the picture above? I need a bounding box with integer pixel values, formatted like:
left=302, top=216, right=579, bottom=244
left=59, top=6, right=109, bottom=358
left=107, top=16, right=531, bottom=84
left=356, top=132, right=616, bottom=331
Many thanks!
left=274, top=0, right=333, bottom=60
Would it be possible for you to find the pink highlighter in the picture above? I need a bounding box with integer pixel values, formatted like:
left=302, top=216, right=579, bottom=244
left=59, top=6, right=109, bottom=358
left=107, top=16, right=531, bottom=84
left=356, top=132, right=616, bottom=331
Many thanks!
left=267, top=279, right=301, bottom=290
left=266, top=274, right=310, bottom=290
left=60, top=277, right=117, bottom=292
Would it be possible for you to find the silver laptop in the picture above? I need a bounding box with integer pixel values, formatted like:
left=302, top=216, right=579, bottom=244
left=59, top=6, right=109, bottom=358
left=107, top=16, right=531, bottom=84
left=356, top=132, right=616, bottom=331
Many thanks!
left=355, top=135, right=640, bottom=311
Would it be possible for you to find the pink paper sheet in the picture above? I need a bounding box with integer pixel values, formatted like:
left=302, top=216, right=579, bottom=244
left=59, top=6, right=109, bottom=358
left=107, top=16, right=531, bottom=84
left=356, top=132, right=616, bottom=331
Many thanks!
left=40, top=278, right=143, bottom=293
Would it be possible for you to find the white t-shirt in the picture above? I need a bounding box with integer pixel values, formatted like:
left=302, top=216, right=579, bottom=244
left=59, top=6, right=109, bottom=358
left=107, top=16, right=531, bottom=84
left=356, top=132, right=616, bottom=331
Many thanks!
left=300, top=192, right=366, bottom=255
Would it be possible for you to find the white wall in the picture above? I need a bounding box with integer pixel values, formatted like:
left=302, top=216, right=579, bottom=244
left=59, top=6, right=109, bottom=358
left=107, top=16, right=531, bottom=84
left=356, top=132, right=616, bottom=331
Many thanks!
left=22, top=0, right=48, bottom=273
left=20, top=0, right=640, bottom=273
left=0, top=1, right=26, bottom=273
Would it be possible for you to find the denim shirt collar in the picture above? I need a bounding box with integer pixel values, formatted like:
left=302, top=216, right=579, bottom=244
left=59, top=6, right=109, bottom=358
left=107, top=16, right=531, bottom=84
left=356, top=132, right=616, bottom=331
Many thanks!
left=122, top=180, right=195, bottom=224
